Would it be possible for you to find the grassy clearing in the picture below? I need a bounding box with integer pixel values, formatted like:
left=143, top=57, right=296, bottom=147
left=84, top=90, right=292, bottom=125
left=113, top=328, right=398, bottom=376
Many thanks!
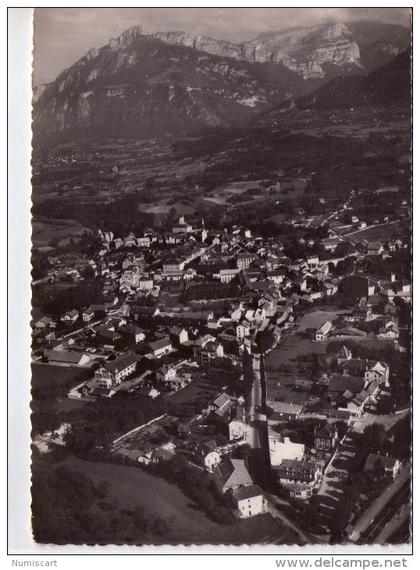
left=297, top=309, right=343, bottom=332
left=32, top=362, right=90, bottom=400
left=32, top=218, right=88, bottom=248
left=265, top=336, right=327, bottom=404
left=347, top=221, right=407, bottom=244
left=51, top=455, right=297, bottom=544
left=165, top=378, right=221, bottom=419
left=61, top=455, right=216, bottom=540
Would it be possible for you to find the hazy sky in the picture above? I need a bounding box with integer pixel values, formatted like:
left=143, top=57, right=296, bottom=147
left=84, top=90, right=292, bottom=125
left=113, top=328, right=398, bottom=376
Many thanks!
left=33, top=7, right=411, bottom=85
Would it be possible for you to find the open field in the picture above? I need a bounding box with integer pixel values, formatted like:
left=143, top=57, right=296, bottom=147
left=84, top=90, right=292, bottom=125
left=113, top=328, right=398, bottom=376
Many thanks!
left=54, top=455, right=297, bottom=544
left=268, top=213, right=288, bottom=224
left=61, top=455, right=217, bottom=542
left=32, top=218, right=89, bottom=249
left=266, top=308, right=349, bottom=403
left=32, top=362, right=90, bottom=398
left=333, top=219, right=408, bottom=241
left=144, top=202, right=196, bottom=217
left=203, top=180, right=267, bottom=205
left=297, top=309, right=348, bottom=332
left=165, top=377, right=221, bottom=419
left=346, top=220, right=408, bottom=244
left=31, top=103, right=411, bottom=240
left=265, top=335, right=327, bottom=404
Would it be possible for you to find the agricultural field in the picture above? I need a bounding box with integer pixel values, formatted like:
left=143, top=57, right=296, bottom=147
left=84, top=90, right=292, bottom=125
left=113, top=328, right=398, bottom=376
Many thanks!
left=31, top=362, right=90, bottom=400
left=165, top=377, right=223, bottom=420
left=346, top=220, right=409, bottom=244
left=266, top=308, right=349, bottom=404
left=265, top=335, right=327, bottom=404
left=32, top=218, right=89, bottom=249
left=34, top=453, right=298, bottom=545
left=297, top=309, right=347, bottom=332
left=31, top=101, right=411, bottom=242
left=202, top=180, right=267, bottom=206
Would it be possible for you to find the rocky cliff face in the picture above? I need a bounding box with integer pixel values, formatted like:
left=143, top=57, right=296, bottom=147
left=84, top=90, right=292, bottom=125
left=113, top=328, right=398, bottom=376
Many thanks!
left=294, top=48, right=411, bottom=110
left=151, top=21, right=409, bottom=80
left=32, top=83, right=49, bottom=103
left=33, top=21, right=410, bottom=142
left=33, top=27, right=306, bottom=142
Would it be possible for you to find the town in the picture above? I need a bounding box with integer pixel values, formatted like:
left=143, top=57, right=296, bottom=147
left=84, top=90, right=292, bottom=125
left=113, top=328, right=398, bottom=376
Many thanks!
left=31, top=193, right=411, bottom=545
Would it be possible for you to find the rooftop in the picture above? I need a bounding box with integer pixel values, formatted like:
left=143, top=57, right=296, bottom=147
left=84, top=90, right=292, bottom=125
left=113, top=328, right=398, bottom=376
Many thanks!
left=149, top=337, right=171, bottom=351
left=233, top=484, right=264, bottom=501
left=103, top=352, right=139, bottom=374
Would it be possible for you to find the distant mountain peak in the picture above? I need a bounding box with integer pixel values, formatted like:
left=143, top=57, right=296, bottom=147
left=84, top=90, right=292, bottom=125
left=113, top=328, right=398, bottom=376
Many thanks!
left=147, top=20, right=409, bottom=80
left=32, top=20, right=411, bottom=143
left=109, top=25, right=144, bottom=49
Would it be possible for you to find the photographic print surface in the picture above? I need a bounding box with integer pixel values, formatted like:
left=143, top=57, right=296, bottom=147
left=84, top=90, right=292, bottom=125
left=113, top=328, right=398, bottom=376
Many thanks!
left=31, top=7, right=412, bottom=546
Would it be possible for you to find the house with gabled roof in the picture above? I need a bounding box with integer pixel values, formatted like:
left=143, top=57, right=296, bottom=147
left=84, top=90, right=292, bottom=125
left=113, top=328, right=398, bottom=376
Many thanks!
left=341, top=358, right=366, bottom=377
left=61, top=309, right=79, bottom=323
left=267, top=268, right=286, bottom=285
left=328, top=374, right=366, bottom=406
left=349, top=380, right=380, bottom=415
left=196, top=436, right=227, bottom=472
left=378, top=319, right=399, bottom=340
left=119, top=324, right=146, bottom=344
left=364, top=361, right=390, bottom=387
left=96, top=326, right=122, bottom=345
left=236, top=320, right=252, bottom=342
left=82, top=304, right=105, bottom=322
left=315, top=320, right=332, bottom=341
left=229, top=405, right=248, bottom=441
left=213, top=458, right=253, bottom=493
left=92, top=352, right=139, bottom=390
left=313, top=424, right=339, bottom=452
left=169, top=326, right=189, bottom=345
left=34, top=316, right=56, bottom=329
left=208, top=393, right=235, bottom=422
left=364, top=453, right=402, bottom=479
left=148, top=337, right=172, bottom=358
left=44, top=349, right=90, bottom=367
left=274, top=459, right=322, bottom=499
left=236, top=253, right=258, bottom=270
left=232, top=485, right=267, bottom=518
left=194, top=338, right=224, bottom=366
left=367, top=242, right=384, bottom=256
left=268, top=401, right=303, bottom=421
left=336, top=345, right=352, bottom=366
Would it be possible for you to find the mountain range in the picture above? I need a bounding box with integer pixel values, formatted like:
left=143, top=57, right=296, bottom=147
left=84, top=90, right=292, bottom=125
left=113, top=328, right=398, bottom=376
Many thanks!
left=32, top=21, right=411, bottom=142
left=295, top=47, right=411, bottom=110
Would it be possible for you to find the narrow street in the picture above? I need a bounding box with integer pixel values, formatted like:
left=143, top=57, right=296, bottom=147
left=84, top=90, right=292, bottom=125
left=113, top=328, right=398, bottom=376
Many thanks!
left=242, top=349, right=324, bottom=545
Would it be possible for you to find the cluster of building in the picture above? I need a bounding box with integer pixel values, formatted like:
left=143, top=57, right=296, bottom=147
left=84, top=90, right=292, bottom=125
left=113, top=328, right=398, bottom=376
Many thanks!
left=32, top=213, right=411, bottom=515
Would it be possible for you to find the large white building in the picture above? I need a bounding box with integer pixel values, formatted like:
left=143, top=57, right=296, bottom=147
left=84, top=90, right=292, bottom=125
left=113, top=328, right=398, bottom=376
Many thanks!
left=269, top=433, right=305, bottom=467
left=93, top=352, right=138, bottom=389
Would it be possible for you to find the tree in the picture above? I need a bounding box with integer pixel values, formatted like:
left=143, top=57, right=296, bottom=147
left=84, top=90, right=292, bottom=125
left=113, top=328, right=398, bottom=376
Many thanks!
left=335, top=242, right=355, bottom=257
left=361, top=423, right=388, bottom=453
left=376, top=395, right=394, bottom=415
left=335, top=258, right=355, bottom=276
left=82, top=265, right=95, bottom=279
left=335, top=420, right=348, bottom=440
left=133, top=505, right=147, bottom=531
